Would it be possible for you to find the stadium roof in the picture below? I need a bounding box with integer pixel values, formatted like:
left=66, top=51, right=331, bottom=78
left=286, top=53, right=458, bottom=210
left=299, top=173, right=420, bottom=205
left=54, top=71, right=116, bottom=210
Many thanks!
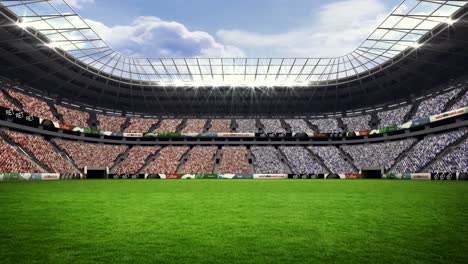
left=0, top=0, right=466, bottom=88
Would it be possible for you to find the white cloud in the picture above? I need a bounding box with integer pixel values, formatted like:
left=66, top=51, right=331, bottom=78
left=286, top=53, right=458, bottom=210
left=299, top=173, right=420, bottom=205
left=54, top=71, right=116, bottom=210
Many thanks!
left=65, top=0, right=95, bottom=9
left=217, top=0, right=388, bottom=57
left=85, top=16, right=245, bottom=57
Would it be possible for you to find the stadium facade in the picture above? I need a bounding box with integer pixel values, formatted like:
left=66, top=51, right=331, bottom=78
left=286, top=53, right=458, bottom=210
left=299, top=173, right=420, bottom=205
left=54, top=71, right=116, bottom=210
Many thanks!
left=0, top=0, right=467, bottom=181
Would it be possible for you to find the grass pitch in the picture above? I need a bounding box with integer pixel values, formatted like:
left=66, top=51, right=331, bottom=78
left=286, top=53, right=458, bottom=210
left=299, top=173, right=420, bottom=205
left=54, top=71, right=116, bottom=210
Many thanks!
left=0, top=180, right=467, bottom=264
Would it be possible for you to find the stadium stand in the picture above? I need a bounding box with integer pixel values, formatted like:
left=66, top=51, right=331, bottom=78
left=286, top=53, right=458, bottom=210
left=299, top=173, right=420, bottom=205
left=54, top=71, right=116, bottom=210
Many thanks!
left=390, top=129, right=467, bottom=173
left=0, top=136, right=45, bottom=173
left=55, top=104, right=90, bottom=128
left=251, top=146, right=287, bottom=174
left=0, top=90, right=19, bottom=111
left=124, top=117, right=159, bottom=133
left=341, top=139, right=416, bottom=171
left=217, top=146, right=250, bottom=174
left=181, top=119, right=207, bottom=133
left=142, top=146, right=188, bottom=174
left=449, top=90, right=468, bottom=110
left=280, top=147, right=326, bottom=174
left=152, top=119, right=182, bottom=133
left=96, top=114, right=127, bottom=132
left=114, top=146, right=160, bottom=174
left=342, top=115, right=371, bottom=131
left=209, top=119, right=232, bottom=133
left=309, top=119, right=342, bottom=133
left=235, top=119, right=257, bottom=133
left=427, top=139, right=468, bottom=173
left=54, top=139, right=128, bottom=169
left=181, top=146, right=217, bottom=174
left=284, top=119, right=314, bottom=133
left=4, top=130, right=79, bottom=173
left=4, top=88, right=58, bottom=122
left=309, top=146, right=356, bottom=174
left=260, top=119, right=286, bottom=133
left=377, top=105, right=412, bottom=128
left=413, top=89, right=461, bottom=119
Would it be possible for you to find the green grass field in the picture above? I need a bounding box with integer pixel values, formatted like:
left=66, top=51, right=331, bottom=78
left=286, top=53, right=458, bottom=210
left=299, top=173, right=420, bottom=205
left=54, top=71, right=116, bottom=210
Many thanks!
left=0, top=180, right=467, bottom=264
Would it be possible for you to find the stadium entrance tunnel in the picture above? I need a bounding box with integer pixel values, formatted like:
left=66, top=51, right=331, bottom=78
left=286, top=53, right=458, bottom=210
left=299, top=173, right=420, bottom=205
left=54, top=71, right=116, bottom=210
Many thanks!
left=85, top=167, right=108, bottom=179
left=361, top=168, right=383, bottom=179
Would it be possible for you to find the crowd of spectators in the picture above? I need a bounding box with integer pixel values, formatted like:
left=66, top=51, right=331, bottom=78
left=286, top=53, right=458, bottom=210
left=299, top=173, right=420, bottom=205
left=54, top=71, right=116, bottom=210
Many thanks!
left=96, top=114, right=127, bottom=132
left=5, top=88, right=58, bottom=122
left=153, top=119, right=182, bottom=133
left=114, top=146, right=160, bottom=174
left=284, top=119, right=314, bottom=133
left=142, top=146, right=188, bottom=174
left=427, top=140, right=468, bottom=173
left=342, top=115, right=371, bottom=131
left=55, top=104, right=90, bottom=128
left=390, top=129, right=467, bottom=173
left=181, top=119, right=207, bottom=133
left=54, top=139, right=127, bottom=169
left=209, top=119, right=232, bottom=133
left=251, top=146, right=287, bottom=174
left=181, top=146, right=217, bottom=174
left=260, top=119, right=286, bottom=133
left=4, top=131, right=79, bottom=173
left=280, top=147, right=326, bottom=174
left=124, top=117, right=159, bottom=133
left=0, top=136, right=45, bottom=173
left=341, top=139, right=416, bottom=171
left=309, top=146, right=356, bottom=174
left=377, top=105, right=412, bottom=128
left=308, top=119, right=342, bottom=133
left=0, top=91, right=19, bottom=111
left=449, top=90, right=468, bottom=111
left=218, top=147, right=251, bottom=174
left=236, top=119, right=257, bottom=133
left=413, top=89, right=461, bottom=119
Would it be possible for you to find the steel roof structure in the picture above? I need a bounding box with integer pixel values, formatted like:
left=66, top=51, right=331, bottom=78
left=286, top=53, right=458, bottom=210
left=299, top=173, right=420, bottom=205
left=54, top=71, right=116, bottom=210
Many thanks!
left=0, top=0, right=466, bottom=88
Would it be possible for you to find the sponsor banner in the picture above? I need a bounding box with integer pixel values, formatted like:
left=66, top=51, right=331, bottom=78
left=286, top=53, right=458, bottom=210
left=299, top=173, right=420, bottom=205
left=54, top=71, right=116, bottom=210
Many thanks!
left=431, top=173, right=457, bottom=181
left=41, top=173, right=60, bottom=181
left=39, top=119, right=59, bottom=128
left=288, top=174, right=325, bottom=179
left=345, top=173, right=362, bottom=179
left=60, top=174, right=82, bottom=180
left=165, top=174, right=183, bottom=179
left=124, top=133, right=143, bottom=138
left=254, top=174, right=288, bottom=179
left=59, top=123, right=75, bottom=131
left=218, top=174, right=254, bottom=179
left=0, top=107, right=40, bottom=126
left=0, top=173, right=20, bottom=181
left=380, top=126, right=399, bottom=134
left=293, top=133, right=309, bottom=138
left=255, top=133, right=292, bottom=138
left=145, top=174, right=165, bottom=179
left=411, top=173, right=431, bottom=180
left=326, top=174, right=344, bottom=179
left=194, top=174, right=219, bottom=179
left=157, top=132, right=182, bottom=138
left=369, top=129, right=380, bottom=135
left=458, top=173, right=468, bottom=181
left=346, top=132, right=357, bottom=137
left=218, top=133, right=255, bottom=138
left=31, top=173, right=43, bottom=180
left=83, top=128, right=101, bottom=135
left=109, top=174, right=145, bottom=179
left=411, top=117, right=430, bottom=128
left=430, top=107, right=467, bottom=123
left=382, top=173, right=402, bottom=179
left=399, top=121, right=413, bottom=130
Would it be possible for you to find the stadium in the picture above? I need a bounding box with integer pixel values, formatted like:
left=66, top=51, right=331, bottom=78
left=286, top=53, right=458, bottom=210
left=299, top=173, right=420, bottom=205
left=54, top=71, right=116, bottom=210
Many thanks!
left=0, top=0, right=467, bottom=263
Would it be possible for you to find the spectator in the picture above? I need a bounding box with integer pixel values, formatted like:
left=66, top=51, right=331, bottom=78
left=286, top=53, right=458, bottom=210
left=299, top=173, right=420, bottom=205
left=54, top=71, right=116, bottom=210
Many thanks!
left=0, top=136, right=45, bottom=173
left=0, top=91, right=19, bottom=111
left=5, top=88, right=59, bottom=122
left=236, top=119, right=257, bottom=133
left=153, top=119, right=183, bottom=133
left=114, top=146, right=160, bottom=174
left=280, top=146, right=326, bottom=174
left=309, top=146, right=356, bottom=174
left=142, top=146, right=188, bottom=174
left=124, top=118, right=159, bottom=133
left=427, top=140, right=468, bottom=173
left=181, top=119, right=207, bottom=133
left=413, top=89, right=461, bottom=119
left=309, top=119, right=342, bottom=133
left=55, top=104, right=90, bottom=128
left=284, top=119, right=314, bottom=133
left=342, top=115, right=371, bottom=131
left=181, top=146, right=217, bottom=174
left=260, top=119, right=286, bottom=133
left=218, top=147, right=250, bottom=174
left=449, top=90, right=468, bottom=111
left=97, top=114, right=127, bottom=132
left=209, top=119, right=232, bottom=133
left=251, top=146, right=287, bottom=174
left=377, top=105, right=412, bottom=127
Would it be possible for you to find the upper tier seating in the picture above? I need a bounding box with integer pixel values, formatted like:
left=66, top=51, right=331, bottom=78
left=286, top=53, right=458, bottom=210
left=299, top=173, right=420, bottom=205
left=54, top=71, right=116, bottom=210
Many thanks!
left=0, top=91, right=20, bottom=111
left=284, top=119, right=314, bottom=133
left=124, top=118, right=159, bottom=133
left=236, top=119, right=257, bottom=133
left=4, top=88, right=58, bottom=122
left=260, top=119, right=286, bottom=133
left=377, top=105, right=412, bottom=128
left=390, top=129, right=467, bottom=173
left=54, top=139, right=128, bottom=169
left=309, top=146, right=356, bottom=174
left=449, top=90, right=468, bottom=111
left=251, top=146, right=287, bottom=174
left=97, top=114, right=127, bottom=132
left=142, top=146, right=188, bottom=174
left=181, top=146, right=217, bottom=174
left=341, top=139, right=416, bottom=171
left=342, top=115, right=371, bottom=131
left=413, top=89, right=461, bottom=119
left=55, top=104, right=90, bottom=128
left=427, top=139, right=468, bottom=173
left=153, top=119, right=182, bottom=133
left=114, top=146, right=160, bottom=174
left=4, top=130, right=78, bottom=173
left=218, top=147, right=250, bottom=174
left=209, top=119, right=232, bottom=133
left=0, top=136, right=45, bottom=173
left=309, top=119, right=342, bottom=133
left=280, top=147, right=326, bottom=174
left=181, top=119, right=207, bottom=134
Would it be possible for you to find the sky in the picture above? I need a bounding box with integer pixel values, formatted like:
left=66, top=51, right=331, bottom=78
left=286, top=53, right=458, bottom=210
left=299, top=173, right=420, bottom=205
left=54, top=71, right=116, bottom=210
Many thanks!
left=66, top=0, right=402, bottom=58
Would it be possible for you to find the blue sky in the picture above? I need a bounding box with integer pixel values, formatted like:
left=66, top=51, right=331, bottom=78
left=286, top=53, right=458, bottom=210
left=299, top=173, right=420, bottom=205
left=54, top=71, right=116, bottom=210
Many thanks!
left=67, top=0, right=402, bottom=57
